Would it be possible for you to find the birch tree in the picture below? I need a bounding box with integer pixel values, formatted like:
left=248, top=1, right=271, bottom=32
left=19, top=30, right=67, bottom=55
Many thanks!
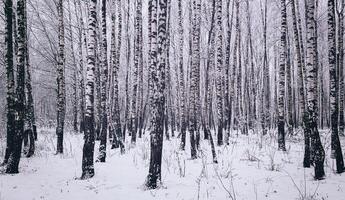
left=337, top=0, right=345, bottom=135
left=68, top=0, right=78, bottom=133
left=305, top=0, right=325, bottom=180
left=6, top=0, right=26, bottom=174
left=261, top=0, right=270, bottom=136
left=215, top=0, right=223, bottom=146
left=130, top=0, right=143, bottom=145
left=137, top=0, right=144, bottom=138
left=110, top=0, right=124, bottom=153
left=23, top=0, right=35, bottom=157
left=146, top=0, right=166, bottom=189
left=97, top=0, right=108, bottom=162
left=278, top=0, right=287, bottom=151
left=291, top=0, right=309, bottom=167
left=74, top=0, right=86, bottom=134
left=328, top=0, right=344, bottom=173
left=188, top=0, right=201, bottom=159
left=178, top=0, right=186, bottom=150
left=81, top=0, right=97, bottom=179
left=224, top=0, right=234, bottom=143
left=56, top=0, right=66, bottom=154
left=3, top=0, right=15, bottom=166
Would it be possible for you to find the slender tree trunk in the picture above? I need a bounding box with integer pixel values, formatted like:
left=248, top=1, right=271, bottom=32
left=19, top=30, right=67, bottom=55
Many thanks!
left=278, top=0, right=287, bottom=151
left=215, top=0, right=223, bottom=146
left=68, top=0, right=79, bottom=133
left=235, top=0, right=242, bottom=133
left=81, top=0, right=97, bottom=179
left=188, top=0, right=201, bottom=160
left=291, top=0, right=309, bottom=168
left=246, top=0, right=255, bottom=131
left=6, top=0, right=26, bottom=174
left=231, top=0, right=239, bottom=133
left=97, top=0, right=108, bottom=162
left=328, top=0, right=344, bottom=173
left=146, top=0, right=166, bottom=189
left=74, top=0, right=86, bottom=134
left=286, top=26, right=293, bottom=135
left=56, top=0, right=66, bottom=154
left=123, top=0, right=131, bottom=141
left=164, top=0, right=172, bottom=141
left=3, top=0, right=15, bottom=166
left=24, top=0, right=35, bottom=157
left=137, top=0, right=144, bottom=138
left=203, top=0, right=216, bottom=143
left=131, top=0, right=143, bottom=145
left=338, top=0, right=345, bottom=135
left=95, top=10, right=102, bottom=141
left=260, top=0, right=270, bottom=136
left=178, top=0, right=187, bottom=151
left=224, top=0, right=234, bottom=144
left=111, top=0, right=124, bottom=153
left=305, top=0, right=325, bottom=180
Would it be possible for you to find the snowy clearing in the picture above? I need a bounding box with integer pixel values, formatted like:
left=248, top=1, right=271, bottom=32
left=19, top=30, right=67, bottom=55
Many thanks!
left=1, top=128, right=344, bottom=200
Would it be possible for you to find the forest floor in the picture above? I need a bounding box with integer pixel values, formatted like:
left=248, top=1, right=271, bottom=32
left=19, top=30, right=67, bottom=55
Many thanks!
left=0, top=128, right=345, bottom=200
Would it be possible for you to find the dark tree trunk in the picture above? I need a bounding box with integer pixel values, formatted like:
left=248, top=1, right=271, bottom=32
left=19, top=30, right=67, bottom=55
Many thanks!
left=6, top=0, right=26, bottom=174
left=338, top=0, right=345, bottom=135
left=328, top=0, right=344, bottom=173
left=3, top=0, right=15, bottom=166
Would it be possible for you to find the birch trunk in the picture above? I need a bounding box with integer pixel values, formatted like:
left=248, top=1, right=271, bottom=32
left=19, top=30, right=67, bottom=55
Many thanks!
left=291, top=0, right=310, bottom=167
left=215, top=0, right=223, bottom=146
left=3, top=0, right=15, bottom=166
left=23, top=0, right=35, bottom=157
left=338, top=0, right=345, bottom=135
left=97, top=0, right=108, bottom=162
left=56, top=0, right=65, bottom=154
left=305, top=0, right=325, bottom=180
left=328, top=0, right=344, bottom=173
left=6, top=0, right=26, bottom=174
left=81, top=0, right=97, bottom=179
left=278, top=0, right=287, bottom=151
left=111, top=0, right=124, bottom=153
left=146, top=0, right=166, bottom=189
left=178, top=0, right=187, bottom=150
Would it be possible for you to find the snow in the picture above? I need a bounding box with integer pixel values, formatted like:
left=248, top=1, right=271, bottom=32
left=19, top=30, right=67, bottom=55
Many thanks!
left=1, top=128, right=345, bottom=200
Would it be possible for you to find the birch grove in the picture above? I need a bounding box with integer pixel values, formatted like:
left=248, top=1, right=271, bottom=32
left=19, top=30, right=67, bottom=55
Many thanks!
left=2, top=0, right=345, bottom=195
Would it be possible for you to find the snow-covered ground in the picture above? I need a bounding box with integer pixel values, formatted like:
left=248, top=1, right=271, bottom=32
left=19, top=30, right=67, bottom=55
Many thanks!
left=1, top=128, right=344, bottom=200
